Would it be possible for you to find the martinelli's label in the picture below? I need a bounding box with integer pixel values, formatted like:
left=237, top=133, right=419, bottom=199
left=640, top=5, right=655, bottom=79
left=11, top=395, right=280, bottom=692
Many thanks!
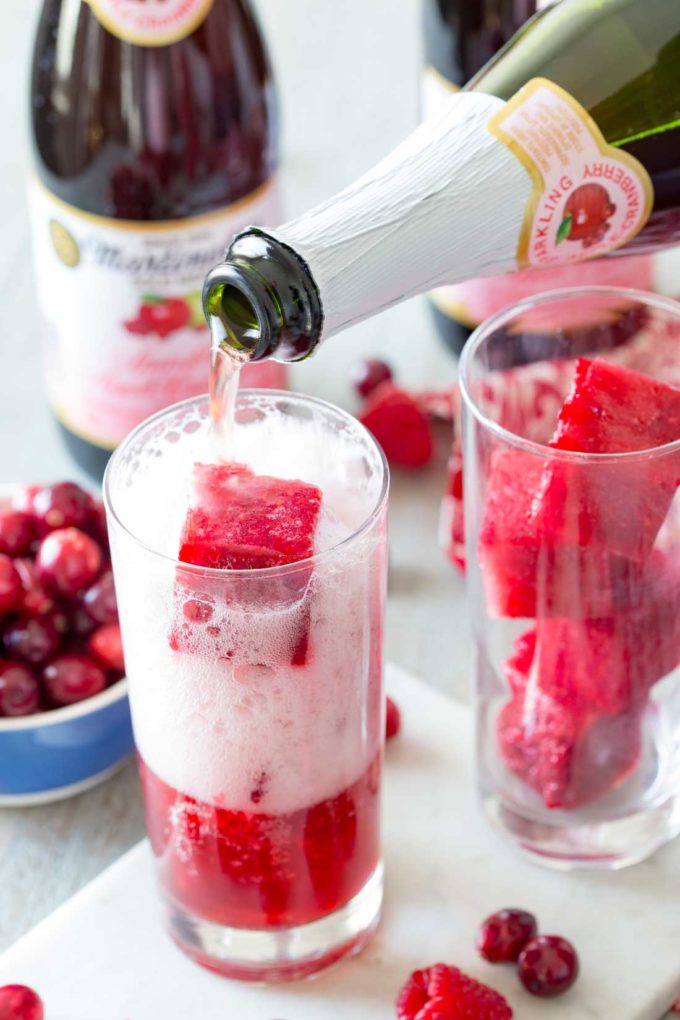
left=85, top=0, right=213, bottom=46
left=488, top=78, right=653, bottom=269
left=30, top=179, right=280, bottom=449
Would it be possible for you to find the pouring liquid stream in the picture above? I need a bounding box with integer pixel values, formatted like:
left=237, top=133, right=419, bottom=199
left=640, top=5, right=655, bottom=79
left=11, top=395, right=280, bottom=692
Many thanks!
left=209, top=346, right=246, bottom=463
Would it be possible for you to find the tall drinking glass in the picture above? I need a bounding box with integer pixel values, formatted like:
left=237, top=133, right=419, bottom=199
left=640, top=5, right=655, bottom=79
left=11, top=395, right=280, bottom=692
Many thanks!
left=460, top=287, right=680, bottom=869
left=104, top=391, right=388, bottom=980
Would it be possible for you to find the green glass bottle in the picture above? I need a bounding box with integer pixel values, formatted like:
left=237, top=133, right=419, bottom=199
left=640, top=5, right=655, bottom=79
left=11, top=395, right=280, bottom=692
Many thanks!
left=204, top=0, right=680, bottom=363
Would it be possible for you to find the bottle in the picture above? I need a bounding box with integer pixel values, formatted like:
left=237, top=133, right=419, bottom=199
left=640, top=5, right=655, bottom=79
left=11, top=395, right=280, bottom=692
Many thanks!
left=30, top=0, right=280, bottom=479
left=203, top=0, right=679, bottom=363
left=423, top=0, right=672, bottom=357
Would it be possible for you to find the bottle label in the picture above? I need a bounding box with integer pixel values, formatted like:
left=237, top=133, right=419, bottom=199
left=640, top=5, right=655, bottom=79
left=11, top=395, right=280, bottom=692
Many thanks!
left=488, top=78, right=653, bottom=269
left=85, top=0, right=213, bottom=46
left=30, top=179, right=280, bottom=449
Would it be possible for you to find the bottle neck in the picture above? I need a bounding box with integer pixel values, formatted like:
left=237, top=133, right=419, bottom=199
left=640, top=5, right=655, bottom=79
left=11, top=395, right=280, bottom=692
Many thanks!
left=203, top=230, right=323, bottom=362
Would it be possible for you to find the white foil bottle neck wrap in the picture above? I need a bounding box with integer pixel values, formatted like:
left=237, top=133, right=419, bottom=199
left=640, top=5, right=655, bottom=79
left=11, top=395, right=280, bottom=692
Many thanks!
left=271, top=92, right=531, bottom=340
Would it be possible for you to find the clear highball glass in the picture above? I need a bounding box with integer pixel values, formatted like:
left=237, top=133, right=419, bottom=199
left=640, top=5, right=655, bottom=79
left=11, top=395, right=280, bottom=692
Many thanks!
left=460, top=287, right=680, bottom=869
left=104, top=390, right=388, bottom=979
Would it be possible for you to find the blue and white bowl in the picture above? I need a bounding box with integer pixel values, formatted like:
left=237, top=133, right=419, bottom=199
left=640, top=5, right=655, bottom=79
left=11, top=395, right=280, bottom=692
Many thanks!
left=0, top=677, right=134, bottom=805
left=0, top=484, right=135, bottom=805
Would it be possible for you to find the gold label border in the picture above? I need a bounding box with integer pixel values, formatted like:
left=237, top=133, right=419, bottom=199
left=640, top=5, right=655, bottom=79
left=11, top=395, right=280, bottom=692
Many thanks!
left=84, top=0, right=213, bottom=47
left=487, top=78, right=654, bottom=269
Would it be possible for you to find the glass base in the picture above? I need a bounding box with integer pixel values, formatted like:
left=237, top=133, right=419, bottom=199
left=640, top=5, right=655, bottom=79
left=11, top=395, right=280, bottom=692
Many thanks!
left=483, top=792, right=680, bottom=871
left=163, top=862, right=383, bottom=982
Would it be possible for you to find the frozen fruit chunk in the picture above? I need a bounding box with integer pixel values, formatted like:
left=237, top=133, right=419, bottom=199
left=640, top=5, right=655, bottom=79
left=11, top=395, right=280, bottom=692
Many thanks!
left=478, top=449, right=632, bottom=619
left=498, top=688, right=642, bottom=810
left=533, top=593, right=680, bottom=716
left=176, top=463, right=321, bottom=666
left=179, top=462, right=321, bottom=570
left=535, top=359, right=680, bottom=559
left=359, top=383, right=434, bottom=470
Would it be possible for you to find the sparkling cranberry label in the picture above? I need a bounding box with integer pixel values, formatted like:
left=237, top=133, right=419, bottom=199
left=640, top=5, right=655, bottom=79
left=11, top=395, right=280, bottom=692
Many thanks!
left=488, top=78, right=653, bottom=269
left=85, top=0, right=213, bottom=46
left=30, top=179, right=280, bottom=449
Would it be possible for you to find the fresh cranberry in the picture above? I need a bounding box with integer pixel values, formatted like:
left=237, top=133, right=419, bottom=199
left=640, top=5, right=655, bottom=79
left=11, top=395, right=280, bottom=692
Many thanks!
left=0, top=984, right=44, bottom=1020
left=81, top=570, right=118, bottom=624
left=0, top=661, right=41, bottom=717
left=0, top=556, right=22, bottom=615
left=13, top=559, right=54, bottom=617
left=37, top=527, right=102, bottom=598
left=88, top=623, right=125, bottom=673
left=477, top=908, right=537, bottom=963
left=0, top=511, right=36, bottom=557
left=3, top=616, right=62, bottom=667
left=32, top=482, right=94, bottom=532
left=69, top=603, right=96, bottom=637
left=84, top=500, right=110, bottom=551
left=350, top=358, right=393, bottom=399
left=518, top=935, right=579, bottom=997
left=43, top=653, right=107, bottom=706
left=386, top=696, right=401, bottom=740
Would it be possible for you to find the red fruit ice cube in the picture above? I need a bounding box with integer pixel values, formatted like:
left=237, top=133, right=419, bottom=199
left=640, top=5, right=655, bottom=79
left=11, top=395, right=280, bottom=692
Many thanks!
left=179, top=463, right=321, bottom=570
left=534, top=359, right=680, bottom=560
left=498, top=686, right=642, bottom=810
left=359, top=382, right=434, bottom=470
left=176, top=463, right=322, bottom=665
left=478, top=449, right=631, bottom=619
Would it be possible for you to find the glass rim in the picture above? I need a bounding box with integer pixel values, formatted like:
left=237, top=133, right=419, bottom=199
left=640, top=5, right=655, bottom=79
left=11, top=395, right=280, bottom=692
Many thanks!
left=458, top=285, right=680, bottom=463
left=103, top=388, right=390, bottom=578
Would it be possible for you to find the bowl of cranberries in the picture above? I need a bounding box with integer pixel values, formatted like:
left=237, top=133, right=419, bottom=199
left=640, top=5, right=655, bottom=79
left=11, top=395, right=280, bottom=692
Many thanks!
left=0, top=482, right=134, bottom=805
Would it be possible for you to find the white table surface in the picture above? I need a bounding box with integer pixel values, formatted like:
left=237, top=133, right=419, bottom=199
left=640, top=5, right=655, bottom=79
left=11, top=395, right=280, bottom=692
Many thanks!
left=0, top=5, right=675, bottom=1017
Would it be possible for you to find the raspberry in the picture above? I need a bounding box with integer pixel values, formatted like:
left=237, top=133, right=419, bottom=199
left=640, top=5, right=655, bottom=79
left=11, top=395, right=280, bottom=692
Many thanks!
left=396, top=963, right=513, bottom=1020
left=360, top=383, right=434, bottom=470
left=0, top=984, right=43, bottom=1020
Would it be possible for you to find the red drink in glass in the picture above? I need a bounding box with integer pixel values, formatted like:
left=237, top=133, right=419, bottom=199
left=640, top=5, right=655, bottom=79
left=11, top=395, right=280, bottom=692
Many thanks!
left=105, top=390, right=388, bottom=979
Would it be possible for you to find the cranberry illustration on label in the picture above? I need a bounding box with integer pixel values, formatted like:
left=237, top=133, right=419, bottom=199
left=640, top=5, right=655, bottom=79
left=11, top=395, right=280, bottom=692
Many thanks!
left=123, top=292, right=204, bottom=339
left=556, top=184, right=616, bottom=249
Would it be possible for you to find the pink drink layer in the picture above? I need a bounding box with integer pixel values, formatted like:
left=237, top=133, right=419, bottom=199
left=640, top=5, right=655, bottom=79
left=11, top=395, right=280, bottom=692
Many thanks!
left=112, top=400, right=385, bottom=927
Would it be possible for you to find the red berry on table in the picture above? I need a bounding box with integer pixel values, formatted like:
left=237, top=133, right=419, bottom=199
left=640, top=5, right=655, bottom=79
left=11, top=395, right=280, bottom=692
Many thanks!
left=0, top=661, right=41, bottom=717
left=386, top=695, right=401, bottom=740
left=0, top=511, right=36, bottom=557
left=36, top=527, right=102, bottom=599
left=476, top=908, right=537, bottom=963
left=43, top=653, right=107, bottom=707
left=397, top=963, right=513, bottom=1020
left=81, top=569, right=118, bottom=625
left=0, top=556, right=22, bottom=615
left=89, top=623, right=125, bottom=673
left=360, top=382, right=434, bottom=470
left=350, top=358, right=393, bottom=399
left=31, top=481, right=94, bottom=532
left=517, top=935, right=579, bottom=998
left=3, top=616, right=62, bottom=667
left=0, top=984, right=44, bottom=1020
